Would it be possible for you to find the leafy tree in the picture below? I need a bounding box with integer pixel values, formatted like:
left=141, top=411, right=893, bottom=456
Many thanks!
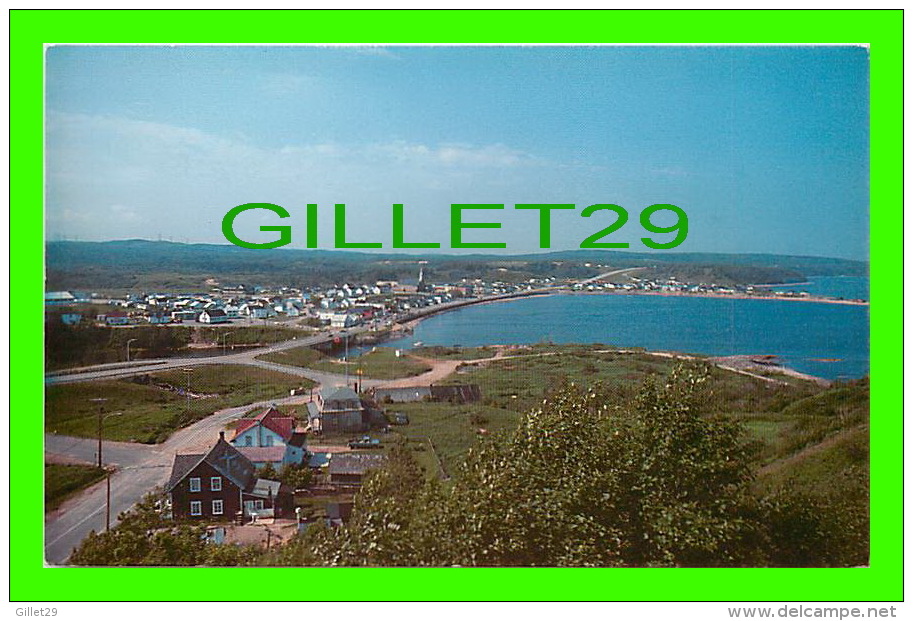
left=279, top=462, right=313, bottom=490
left=309, top=439, right=431, bottom=566
left=310, top=365, right=761, bottom=567
left=257, top=463, right=278, bottom=480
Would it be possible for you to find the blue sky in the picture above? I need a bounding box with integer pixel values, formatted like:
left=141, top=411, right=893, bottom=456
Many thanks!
left=45, top=45, right=869, bottom=259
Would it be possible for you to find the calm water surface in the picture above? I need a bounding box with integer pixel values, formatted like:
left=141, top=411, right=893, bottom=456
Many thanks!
left=382, top=292, right=869, bottom=381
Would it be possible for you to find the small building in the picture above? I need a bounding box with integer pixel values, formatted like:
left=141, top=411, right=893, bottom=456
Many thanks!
left=327, top=453, right=387, bottom=487
left=230, top=405, right=307, bottom=466
left=165, top=432, right=292, bottom=520
left=199, top=308, right=230, bottom=324
left=103, top=310, right=130, bottom=326
left=236, top=446, right=286, bottom=470
left=45, top=291, right=76, bottom=306
left=171, top=309, right=198, bottom=322
left=371, top=384, right=482, bottom=404
left=306, top=386, right=366, bottom=434
left=372, top=386, right=432, bottom=403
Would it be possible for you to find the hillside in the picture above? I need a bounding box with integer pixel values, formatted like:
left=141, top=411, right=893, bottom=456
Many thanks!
left=46, top=240, right=867, bottom=292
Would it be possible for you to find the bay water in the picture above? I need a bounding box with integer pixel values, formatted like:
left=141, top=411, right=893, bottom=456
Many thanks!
left=381, top=287, right=869, bottom=381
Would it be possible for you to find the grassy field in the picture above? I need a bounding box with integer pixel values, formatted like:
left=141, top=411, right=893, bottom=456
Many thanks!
left=45, top=463, right=107, bottom=513
left=411, top=345, right=499, bottom=360
left=384, top=402, right=521, bottom=477
left=45, top=322, right=305, bottom=371
left=195, top=325, right=302, bottom=346
left=371, top=345, right=860, bottom=483
left=258, top=346, right=432, bottom=380
left=45, top=365, right=315, bottom=443
left=256, top=346, right=325, bottom=367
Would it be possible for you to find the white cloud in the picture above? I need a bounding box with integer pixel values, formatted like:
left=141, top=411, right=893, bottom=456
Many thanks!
left=44, top=112, right=628, bottom=250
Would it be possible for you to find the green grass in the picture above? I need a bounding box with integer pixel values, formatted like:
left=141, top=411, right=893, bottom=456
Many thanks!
left=257, top=346, right=325, bottom=367
left=412, top=345, right=498, bottom=360
left=45, top=365, right=315, bottom=444
left=380, top=345, right=844, bottom=480
left=45, top=463, right=107, bottom=513
left=382, top=402, right=522, bottom=477
left=195, top=325, right=302, bottom=346
left=45, top=323, right=305, bottom=371
left=756, top=424, right=869, bottom=496
left=258, top=346, right=432, bottom=380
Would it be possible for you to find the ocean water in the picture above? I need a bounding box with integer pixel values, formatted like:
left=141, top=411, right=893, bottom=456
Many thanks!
left=381, top=292, right=869, bottom=381
left=770, top=276, right=869, bottom=301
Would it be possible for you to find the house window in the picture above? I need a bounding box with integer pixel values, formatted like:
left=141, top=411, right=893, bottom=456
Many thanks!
left=189, top=477, right=201, bottom=492
left=190, top=501, right=202, bottom=516
left=254, top=500, right=264, bottom=510
left=212, top=500, right=223, bottom=515
left=210, top=476, right=222, bottom=491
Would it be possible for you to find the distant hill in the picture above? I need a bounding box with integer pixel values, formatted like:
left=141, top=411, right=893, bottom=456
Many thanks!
left=45, top=240, right=868, bottom=293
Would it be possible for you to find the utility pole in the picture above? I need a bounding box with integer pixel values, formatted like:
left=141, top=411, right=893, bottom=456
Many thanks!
left=126, top=338, right=137, bottom=362
left=89, top=398, right=108, bottom=468
left=344, top=331, right=349, bottom=388
left=182, top=368, right=194, bottom=417
left=222, top=332, right=233, bottom=356
left=106, top=470, right=111, bottom=531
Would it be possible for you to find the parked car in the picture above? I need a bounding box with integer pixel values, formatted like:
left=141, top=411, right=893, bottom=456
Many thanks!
left=348, top=436, right=383, bottom=449
left=387, top=412, right=410, bottom=425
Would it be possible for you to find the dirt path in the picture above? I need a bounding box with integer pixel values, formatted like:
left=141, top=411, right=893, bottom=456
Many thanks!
left=377, top=355, right=464, bottom=388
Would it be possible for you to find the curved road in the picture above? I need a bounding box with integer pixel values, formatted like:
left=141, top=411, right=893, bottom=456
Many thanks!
left=44, top=331, right=393, bottom=565
left=44, top=388, right=339, bottom=565
left=44, top=291, right=565, bottom=563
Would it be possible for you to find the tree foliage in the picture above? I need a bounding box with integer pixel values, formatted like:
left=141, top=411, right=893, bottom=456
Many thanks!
left=309, top=366, right=761, bottom=567
left=68, top=366, right=868, bottom=567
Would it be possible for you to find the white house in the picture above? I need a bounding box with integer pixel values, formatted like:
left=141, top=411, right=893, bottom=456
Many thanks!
left=199, top=308, right=230, bottom=324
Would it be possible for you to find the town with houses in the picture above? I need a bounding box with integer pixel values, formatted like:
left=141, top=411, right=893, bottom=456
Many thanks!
left=46, top=265, right=861, bottom=330
left=45, top=264, right=867, bottom=558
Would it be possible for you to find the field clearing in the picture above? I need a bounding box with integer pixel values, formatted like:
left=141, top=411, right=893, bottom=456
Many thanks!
left=411, top=345, right=499, bottom=360
left=45, top=463, right=107, bottom=513
left=376, top=346, right=837, bottom=480
left=258, top=345, right=432, bottom=380
left=45, top=365, right=314, bottom=443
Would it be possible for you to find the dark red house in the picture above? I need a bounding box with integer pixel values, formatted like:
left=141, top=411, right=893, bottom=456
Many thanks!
left=166, top=432, right=292, bottom=520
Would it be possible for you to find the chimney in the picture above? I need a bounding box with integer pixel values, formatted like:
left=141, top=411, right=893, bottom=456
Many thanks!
left=219, top=431, right=225, bottom=441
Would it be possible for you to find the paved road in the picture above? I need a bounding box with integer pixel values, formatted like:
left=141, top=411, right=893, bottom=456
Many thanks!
left=43, top=293, right=556, bottom=563
left=44, top=389, right=328, bottom=565
left=44, top=331, right=346, bottom=385
left=577, top=267, right=644, bottom=285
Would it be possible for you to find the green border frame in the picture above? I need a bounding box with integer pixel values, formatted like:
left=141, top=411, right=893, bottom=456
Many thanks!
left=12, top=9, right=902, bottom=602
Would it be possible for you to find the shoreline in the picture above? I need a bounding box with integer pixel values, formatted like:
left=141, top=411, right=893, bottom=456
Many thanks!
left=365, top=288, right=861, bottom=385
left=380, top=286, right=867, bottom=346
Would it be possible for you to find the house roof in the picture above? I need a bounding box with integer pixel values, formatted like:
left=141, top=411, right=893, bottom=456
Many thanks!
left=237, top=446, right=286, bottom=463
left=308, top=452, right=332, bottom=468
left=327, top=453, right=387, bottom=476
left=166, top=434, right=258, bottom=493
left=250, top=478, right=282, bottom=499
left=230, top=406, right=296, bottom=442
left=322, top=386, right=359, bottom=402
left=165, top=453, right=205, bottom=491
left=204, top=308, right=227, bottom=317
left=45, top=291, right=75, bottom=301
